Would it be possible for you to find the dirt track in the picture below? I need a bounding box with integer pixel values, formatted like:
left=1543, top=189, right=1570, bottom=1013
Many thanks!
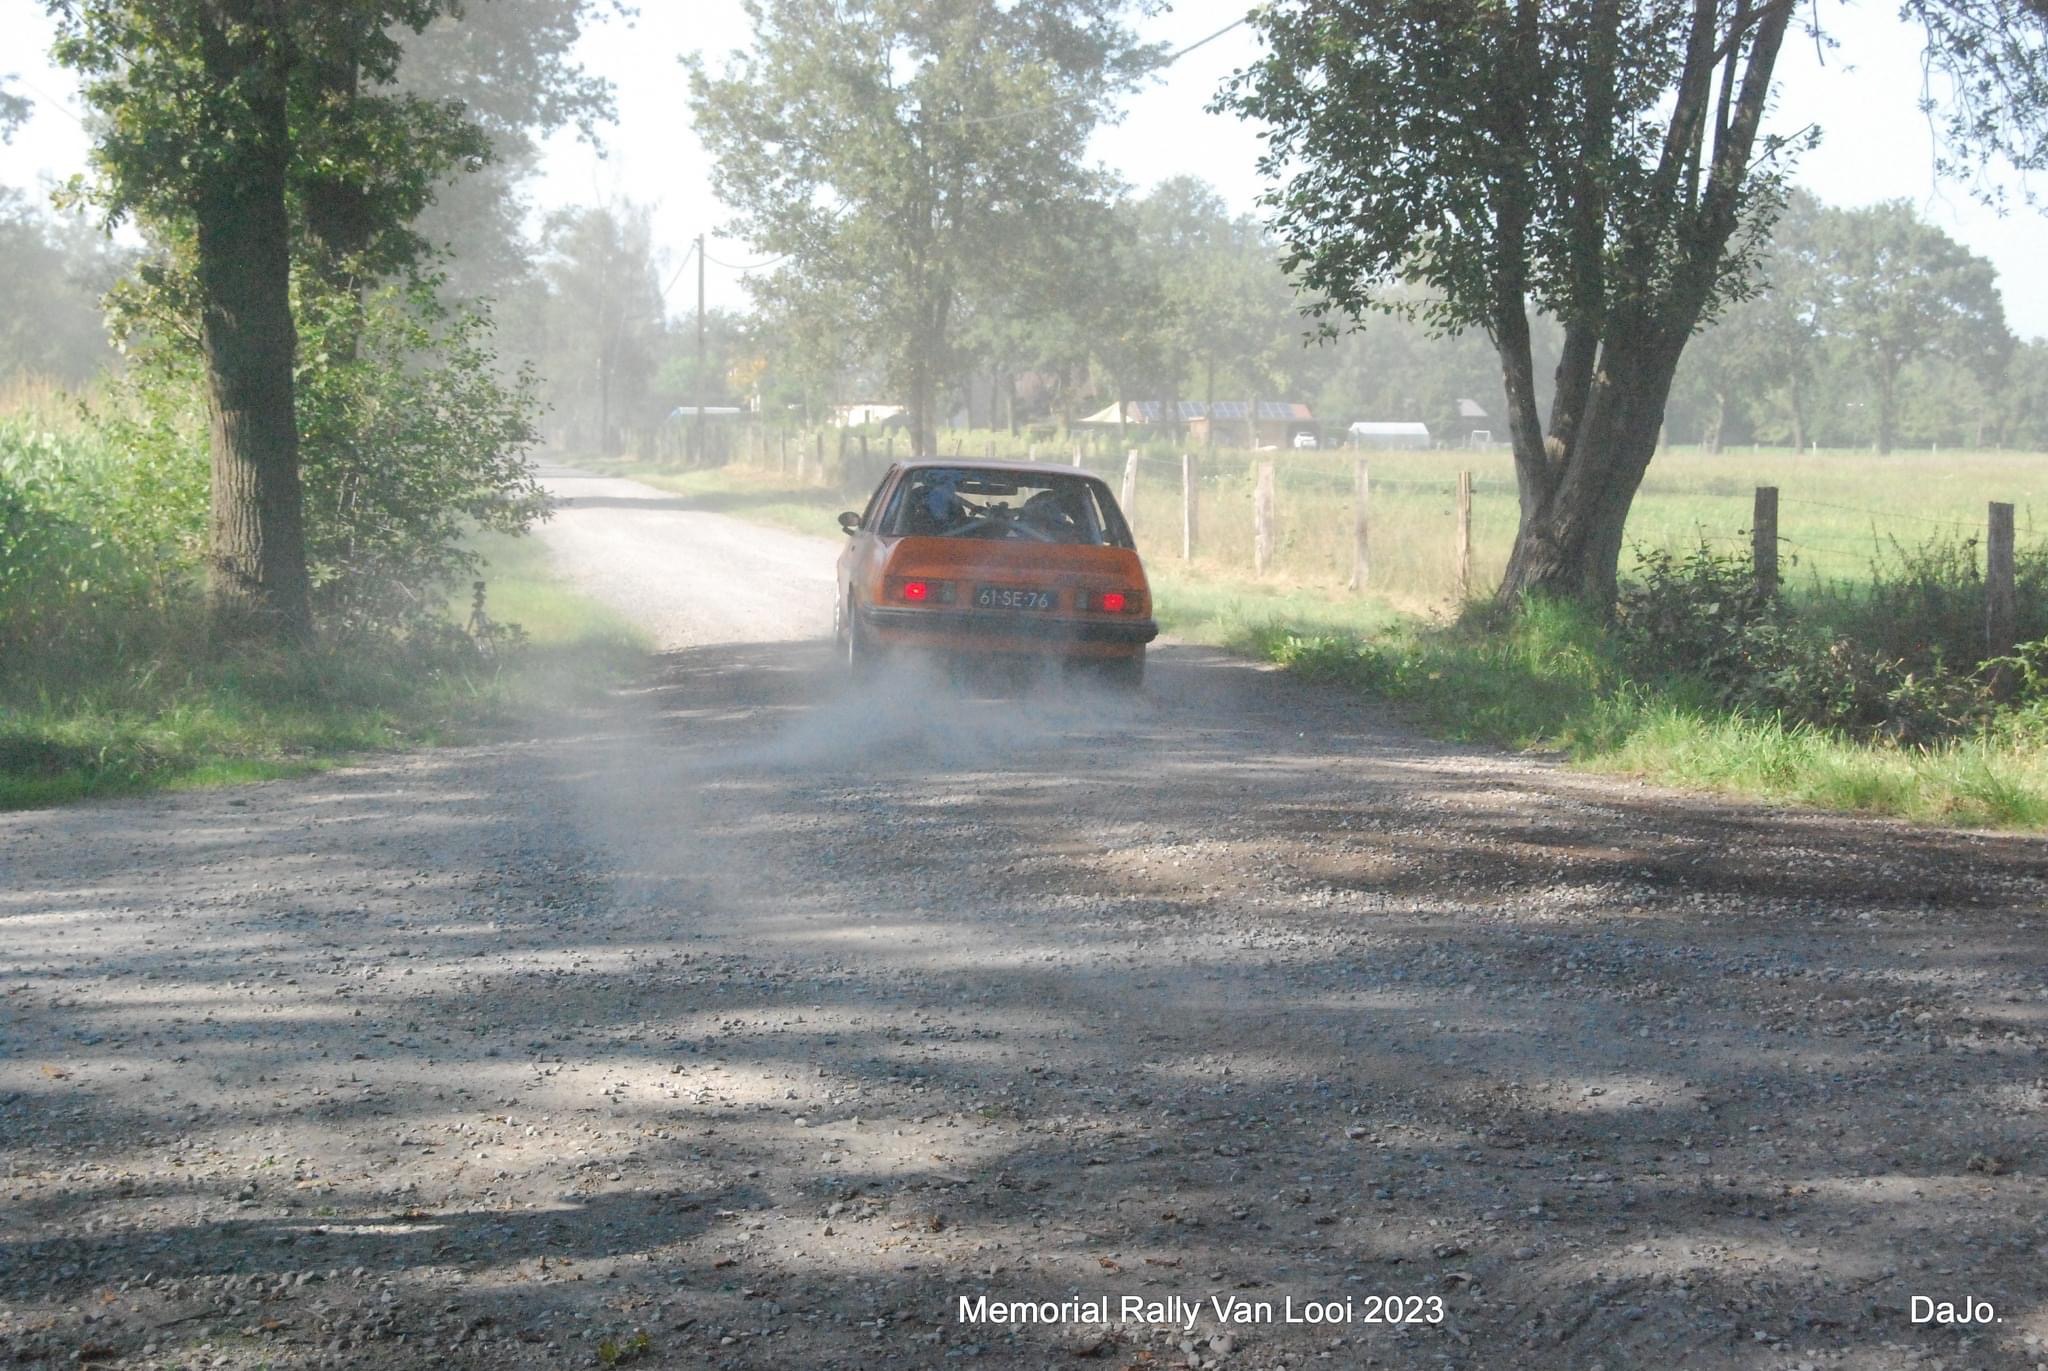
left=5, top=466, right=2048, bottom=1371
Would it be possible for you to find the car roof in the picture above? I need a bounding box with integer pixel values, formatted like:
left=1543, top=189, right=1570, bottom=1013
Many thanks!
left=895, top=459, right=1104, bottom=480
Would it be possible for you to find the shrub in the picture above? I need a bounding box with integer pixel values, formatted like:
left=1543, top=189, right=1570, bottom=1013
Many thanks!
left=1614, top=541, right=1998, bottom=744
left=0, top=417, right=184, bottom=667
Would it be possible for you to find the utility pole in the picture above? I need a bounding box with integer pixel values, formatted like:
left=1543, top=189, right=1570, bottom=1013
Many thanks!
left=695, top=234, right=707, bottom=465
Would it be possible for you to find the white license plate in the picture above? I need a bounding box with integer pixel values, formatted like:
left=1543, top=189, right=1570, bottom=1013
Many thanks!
left=975, top=585, right=1055, bottom=611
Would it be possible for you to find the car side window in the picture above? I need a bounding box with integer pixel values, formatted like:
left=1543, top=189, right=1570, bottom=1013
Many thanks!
left=860, top=469, right=896, bottom=531
left=875, top=474, right=912, bottom=533
left=1087, top=482, right=1135, bottom=550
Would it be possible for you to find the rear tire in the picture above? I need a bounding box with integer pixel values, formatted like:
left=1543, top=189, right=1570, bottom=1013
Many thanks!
left=844, top=597, right=883, bottom=679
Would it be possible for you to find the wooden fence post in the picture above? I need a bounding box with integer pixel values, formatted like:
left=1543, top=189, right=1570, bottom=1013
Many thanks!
left=1753, top=486, right=1779, bottom=597
left=1349, top=456, right=1370, bottom=591
left=1254, top=460, right=1276, bottom=576
left=1181, top=453, right=1199, bottom=561
left=1989, top=499, right=2017, bottom=691
left=1121, top=450, right=1140, bottom=536
left=1454, top=469, right=1473, bottom=598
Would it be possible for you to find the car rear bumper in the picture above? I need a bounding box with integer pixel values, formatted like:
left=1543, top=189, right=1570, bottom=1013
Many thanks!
left=860, top=604, right=1159, bottom=647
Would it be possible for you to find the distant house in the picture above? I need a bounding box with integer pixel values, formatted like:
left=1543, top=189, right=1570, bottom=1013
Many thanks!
left=1449, top=398, right=1491, bottom=446
left=834, top=402, right=906, bottom=429
left=1347, top=421, right=1432, bottom=449
left=1079, top=399, right=1316, bottom=449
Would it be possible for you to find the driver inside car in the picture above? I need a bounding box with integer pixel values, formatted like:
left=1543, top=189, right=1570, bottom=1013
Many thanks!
left=1020, top=487, right=1083, bottom=542
left=910, top=469, right=973, bottom=534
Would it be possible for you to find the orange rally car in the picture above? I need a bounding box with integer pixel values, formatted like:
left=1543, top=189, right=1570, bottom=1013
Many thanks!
left=834, top=460, right=1158, bottom=688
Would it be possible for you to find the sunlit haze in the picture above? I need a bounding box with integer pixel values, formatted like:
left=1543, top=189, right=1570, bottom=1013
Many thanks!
left=1, top=0, right=2042, bottom=334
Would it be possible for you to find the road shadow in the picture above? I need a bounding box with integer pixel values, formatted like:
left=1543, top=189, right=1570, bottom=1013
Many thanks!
left=4, top=639, right=2048, bottom=1368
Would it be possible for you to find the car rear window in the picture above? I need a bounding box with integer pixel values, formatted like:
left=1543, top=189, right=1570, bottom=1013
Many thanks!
left=880, top=468, right=1134, bottom=548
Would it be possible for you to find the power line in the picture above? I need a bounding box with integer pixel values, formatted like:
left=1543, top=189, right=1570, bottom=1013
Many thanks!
left=7, top=74, right=86, bottom=130
left=658, top=237, right=698, bottom=300
left=950, top=14, right=1252, bottom=128
left=702, top=247, right=792, bottom=272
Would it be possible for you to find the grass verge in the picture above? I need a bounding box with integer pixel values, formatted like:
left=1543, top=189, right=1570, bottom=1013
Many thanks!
left=0, top=530, right=645, bottom=810
left=1248, top=599, right=2048, bottom=829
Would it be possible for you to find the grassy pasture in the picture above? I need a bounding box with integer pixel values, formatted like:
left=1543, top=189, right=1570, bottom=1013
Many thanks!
left=611, top=435, right=2048, bottom=615
left=1106, top=443, right=2048, bottom=610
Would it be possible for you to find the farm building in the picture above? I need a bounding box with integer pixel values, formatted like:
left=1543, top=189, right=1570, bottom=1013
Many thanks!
left=1348, top=421, right=1432, bottom=449
left=1450, top=398, right=1492, bottom=445
left=833, top=402, right=907, bottom=428
left=1079, top=399, right=1316, bottom=449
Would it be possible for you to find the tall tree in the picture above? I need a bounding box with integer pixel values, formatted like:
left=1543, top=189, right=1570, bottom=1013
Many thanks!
left=50, top=0, right=518, bottom=641
left=1819, top=200, right=2010, bottom=453
left=538, top=201, right=666, bottom=456
left=1223, top=0, right=2048, bottom=608
left=1224, top=0, right=1801, bottom=607
left=1669, top=189, right=1826, bottom=450
left=54, top=0, right=314, bottom=640
left=396, top=2, right=620, bottom=314
left=689, top=0, right=1162, bottom=456
left=1127, top=178, right=1301, bottom=439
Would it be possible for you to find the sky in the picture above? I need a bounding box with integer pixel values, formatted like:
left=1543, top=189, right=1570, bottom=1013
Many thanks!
left=2, top=0, right=2043, bottom=337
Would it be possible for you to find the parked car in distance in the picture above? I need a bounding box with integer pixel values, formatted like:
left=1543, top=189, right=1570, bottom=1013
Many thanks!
left=1291, top=431, right=1319, bottom=450
left=834, top=461, right=1157, bottom=688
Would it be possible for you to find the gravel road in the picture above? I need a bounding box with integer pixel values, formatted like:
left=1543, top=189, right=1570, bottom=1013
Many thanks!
left=6, top=465, right=2048, bottom=1371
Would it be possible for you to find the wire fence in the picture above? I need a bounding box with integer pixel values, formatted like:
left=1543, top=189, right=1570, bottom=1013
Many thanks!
left=716, top=423, right=2042, bottom=610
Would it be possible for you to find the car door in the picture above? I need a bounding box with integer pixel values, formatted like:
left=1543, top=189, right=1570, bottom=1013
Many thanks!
left=839, top=466, right=901, bottom=612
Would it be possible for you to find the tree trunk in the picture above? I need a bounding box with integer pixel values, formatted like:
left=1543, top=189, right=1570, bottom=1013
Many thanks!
left=909, top=362, right=936, bottom=458
left=1788, top=373, right=1808, bottom=451
left=1704, top=389, right=1727, bottom=454
left=194, top=11, right=310, bottom=644
left=1496, top=337, right=1682, bottom=608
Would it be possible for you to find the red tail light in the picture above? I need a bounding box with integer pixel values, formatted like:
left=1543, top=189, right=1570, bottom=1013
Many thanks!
left=886, top=577, right=954, bottom=604
left=1099, top=591, right=1128, bottom=613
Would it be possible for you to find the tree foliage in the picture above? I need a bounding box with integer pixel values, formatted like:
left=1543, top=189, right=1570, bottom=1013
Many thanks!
left=1668, top=195, right=2023, bottom=451
left=0, top=77, right=29, bottom=139
left=1822, top=200, right=2010, bottom=453
left=397, top=1, right=622, bottom=316
left=689, top=0, right=1164, bottom=454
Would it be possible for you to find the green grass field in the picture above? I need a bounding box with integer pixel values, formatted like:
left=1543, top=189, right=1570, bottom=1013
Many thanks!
left=1113, top=443, right=2048, bottom=610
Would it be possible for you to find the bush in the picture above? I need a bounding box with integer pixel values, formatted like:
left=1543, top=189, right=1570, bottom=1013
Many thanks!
left=0, top=416, right=187, bottom=666
left=1614, top=543, right=1994, bottom=744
